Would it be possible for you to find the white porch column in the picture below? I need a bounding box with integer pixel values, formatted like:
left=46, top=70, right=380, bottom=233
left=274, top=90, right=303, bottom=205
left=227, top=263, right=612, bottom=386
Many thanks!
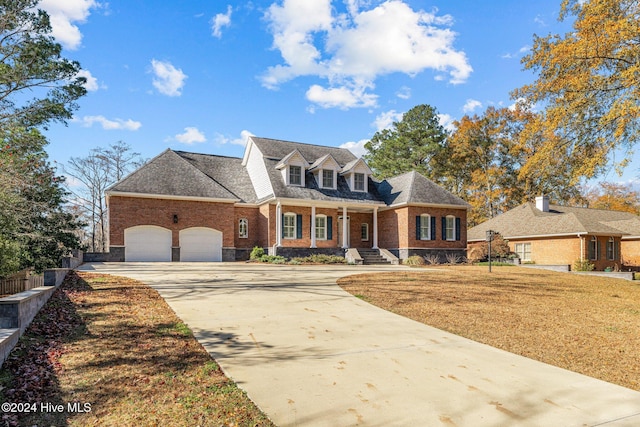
left=372, top=206, right=379, bottom=249
left=311, top=205, right=317, bottom=248
left=342, top=206, right=348, bottom=249
left=275, top=201, right=282, bottom=248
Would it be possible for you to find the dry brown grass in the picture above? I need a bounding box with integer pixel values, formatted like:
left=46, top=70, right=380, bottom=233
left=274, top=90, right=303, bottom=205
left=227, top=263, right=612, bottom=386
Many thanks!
left=337, top=265, right=640, bottom=391
left=1, top=271, right=274, bottom=427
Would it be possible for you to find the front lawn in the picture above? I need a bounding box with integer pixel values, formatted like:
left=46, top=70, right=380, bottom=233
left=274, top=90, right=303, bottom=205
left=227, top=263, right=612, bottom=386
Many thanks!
left=0, top=271, right=274, bottom=427
left=338, top=266, right=640, bottom=391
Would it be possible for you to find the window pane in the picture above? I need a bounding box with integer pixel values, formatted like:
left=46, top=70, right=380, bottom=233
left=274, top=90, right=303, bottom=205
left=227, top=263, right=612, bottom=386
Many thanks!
left=420, top=215, right=429, bottom=240
left=354, top=173, right=365, bottom=191
left=284, top=214, right=296, bottom=238
left=290, top=166, right=301, bottom=185
left=446, top=217, right=454, bottom=240
left=361, top=223, right=369, bottom=240
left=316, top=216, right=326, bottom=240
left=239, top=219, right=248, bottom=238
left=322, top=170, right=333, bottom=188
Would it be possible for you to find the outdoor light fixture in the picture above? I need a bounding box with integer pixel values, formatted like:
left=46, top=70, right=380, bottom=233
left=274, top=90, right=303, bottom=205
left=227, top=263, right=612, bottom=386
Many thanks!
left=173, top=214, right=178, bottom=224
left=486, top=229, right=495, bottom=272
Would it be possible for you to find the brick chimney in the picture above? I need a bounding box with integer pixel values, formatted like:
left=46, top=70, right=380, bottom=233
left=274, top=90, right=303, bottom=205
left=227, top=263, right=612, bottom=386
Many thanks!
left=535, top=195, right=549, bottom=212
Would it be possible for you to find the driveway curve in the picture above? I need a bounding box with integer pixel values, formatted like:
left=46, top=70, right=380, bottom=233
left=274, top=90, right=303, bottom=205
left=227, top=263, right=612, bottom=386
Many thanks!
left=79, top=262, right=640, bottom=426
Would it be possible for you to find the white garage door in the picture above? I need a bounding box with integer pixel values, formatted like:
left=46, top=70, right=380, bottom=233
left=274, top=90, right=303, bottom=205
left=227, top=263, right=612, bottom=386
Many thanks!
left=179, top=227, right=223, bottom=262
left=125, top=226, right=172, bottom=262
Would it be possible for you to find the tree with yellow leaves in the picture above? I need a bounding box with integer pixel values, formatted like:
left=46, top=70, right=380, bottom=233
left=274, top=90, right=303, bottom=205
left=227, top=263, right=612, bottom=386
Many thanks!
left=582, top=181, right=640, bottom=214
left=513, top=0, right=640, bottom=182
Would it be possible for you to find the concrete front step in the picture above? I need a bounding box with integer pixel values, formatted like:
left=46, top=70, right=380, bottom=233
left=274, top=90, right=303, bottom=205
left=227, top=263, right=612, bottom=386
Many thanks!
left=356, top=249, right=392, bottom=265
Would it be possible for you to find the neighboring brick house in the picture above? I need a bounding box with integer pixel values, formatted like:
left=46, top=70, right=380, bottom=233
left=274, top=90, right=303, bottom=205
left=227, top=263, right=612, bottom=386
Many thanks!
left=467, top=196, right=640, bottom=270
left=106, top=137, right=469, bottom=262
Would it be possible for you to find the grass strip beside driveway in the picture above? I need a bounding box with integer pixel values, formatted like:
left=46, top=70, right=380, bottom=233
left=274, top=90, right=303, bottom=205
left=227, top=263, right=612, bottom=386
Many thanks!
left=338, top=265, right=640, bottom=391
left=0, top=271, right=274, bottom=427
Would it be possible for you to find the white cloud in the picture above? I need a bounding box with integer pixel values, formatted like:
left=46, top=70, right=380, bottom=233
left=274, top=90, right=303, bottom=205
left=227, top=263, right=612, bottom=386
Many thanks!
left=262, top=0, right=472, bottom=109
left=78, top=115, right=142, bottom=131
left=339, top=139, right=368, bottom=158
left=462, top=98, right=482, bottom=113
left=211, top=5, right=232, bottom=38
left=396, top=86, right=411, bottom=100
left=373, top=109, right=403, bottom=131
left=175, top=127, right=206, bottom=144
left=215, top=130, right=255, bottom=146
left=150, top=59, right=187, bottom=97
left=438, top=113, right=455, bottom=132
left=306, top=84, right=377, bottom=109
left=39, top=0, right=97, bottom=50
left=76, top=69, right=100, bottom=91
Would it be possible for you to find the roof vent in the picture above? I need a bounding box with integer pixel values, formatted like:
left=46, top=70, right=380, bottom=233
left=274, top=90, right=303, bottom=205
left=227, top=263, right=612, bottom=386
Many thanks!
left=535, top=195, right=549, bottom=212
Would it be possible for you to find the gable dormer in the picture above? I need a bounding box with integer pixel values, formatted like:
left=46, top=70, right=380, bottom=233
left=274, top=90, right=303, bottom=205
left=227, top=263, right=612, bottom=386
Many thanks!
left=340, top=158, right=372, bottom=192
left=275, top=149, right=309, bottom=187
left=308, top=154, right=340, bottom=190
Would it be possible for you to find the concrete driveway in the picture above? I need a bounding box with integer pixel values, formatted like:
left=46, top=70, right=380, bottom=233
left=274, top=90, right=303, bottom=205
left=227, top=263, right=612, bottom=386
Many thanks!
left=78, top=262, right=640, bottom=426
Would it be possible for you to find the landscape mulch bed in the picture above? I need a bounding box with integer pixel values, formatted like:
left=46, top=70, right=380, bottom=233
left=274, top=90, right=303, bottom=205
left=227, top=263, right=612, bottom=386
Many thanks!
left=0, top=271, right=274, bottom=427
left=338, top=265, right=640, bottom=391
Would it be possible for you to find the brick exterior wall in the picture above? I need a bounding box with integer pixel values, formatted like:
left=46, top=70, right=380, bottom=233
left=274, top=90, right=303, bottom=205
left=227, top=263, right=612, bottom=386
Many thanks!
left=109, top=196, right=238, bottom=247
left=621, top=239, right=640, bottom=266
left=109, top=196, right=469, bottom=261
left=378, top=206, right=467, bottom=250
left=500, top=235, right=622, bottom=271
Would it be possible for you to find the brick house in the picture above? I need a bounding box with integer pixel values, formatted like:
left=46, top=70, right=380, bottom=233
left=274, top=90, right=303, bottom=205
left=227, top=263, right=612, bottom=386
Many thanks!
left=467, top=196, right=640, bottom=270
left=107, top=137, right=469, bottom=262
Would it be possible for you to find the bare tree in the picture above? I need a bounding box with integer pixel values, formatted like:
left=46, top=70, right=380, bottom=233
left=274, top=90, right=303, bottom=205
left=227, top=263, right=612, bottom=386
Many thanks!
left=64, top=142, right=144, bottom=252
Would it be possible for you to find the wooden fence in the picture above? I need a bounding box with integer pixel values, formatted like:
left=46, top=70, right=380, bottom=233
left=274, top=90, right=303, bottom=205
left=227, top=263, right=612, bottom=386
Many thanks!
left=0, top=274, right=44, bottom=297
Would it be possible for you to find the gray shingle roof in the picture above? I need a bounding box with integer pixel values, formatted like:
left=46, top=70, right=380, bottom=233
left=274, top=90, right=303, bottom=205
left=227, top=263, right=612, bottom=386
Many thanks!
left=264, top=158, right=384, bottom=205
left=467, top=203, right=640, bottom=241
left=108, top=149, right=239, bottom=200
left=374, top=171, right=470, bottom=207
left=108, top=149, right=258, bottom=203
left=251, top=137, right=357, bottom=166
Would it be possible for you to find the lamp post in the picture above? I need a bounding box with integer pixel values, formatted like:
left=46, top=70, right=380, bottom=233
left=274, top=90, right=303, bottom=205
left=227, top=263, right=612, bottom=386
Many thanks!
left=486, top=230, right=494, bottom=272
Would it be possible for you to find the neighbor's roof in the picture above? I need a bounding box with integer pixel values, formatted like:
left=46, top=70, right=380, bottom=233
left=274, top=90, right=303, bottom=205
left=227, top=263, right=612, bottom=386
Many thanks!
left=374, top=171, right=470, bottom=208
left=467, top=203, right=640, bottom=241
left=107, top=149, right=258, bottom=203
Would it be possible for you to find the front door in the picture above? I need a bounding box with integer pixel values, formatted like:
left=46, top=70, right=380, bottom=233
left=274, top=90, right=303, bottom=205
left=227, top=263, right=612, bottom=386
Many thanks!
left=337, top=216, right=350, bottom=248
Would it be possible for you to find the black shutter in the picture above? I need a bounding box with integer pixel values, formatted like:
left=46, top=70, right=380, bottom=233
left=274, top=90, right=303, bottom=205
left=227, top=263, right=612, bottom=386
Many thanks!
left=441, top=217, right=446, bottom=240
left=327, top=217, right=333, bottom=240
left=281, top=213, right=285, bottom=239
left=430, top=216, right=436, bottom=240
left=455, top=217, right=461, bottom=241
left=296, top=214, right=303, bottom=239
left=416, top=216, right=421, bottom=240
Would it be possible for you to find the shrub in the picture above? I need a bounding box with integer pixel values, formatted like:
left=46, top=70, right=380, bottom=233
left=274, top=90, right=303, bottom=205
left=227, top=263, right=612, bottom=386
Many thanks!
left=250, top=246, right=265, bottom=260
left=424, top=254, right=441, bottom=265
left=573, top=259, right=595, bottom=271
left=258, top=255, right=287, bottom=264
left=445, top=253, right=464, bottom=265
left=290, top=254, right=346, bottom=264
left=403, top=255, right=425, bottom=266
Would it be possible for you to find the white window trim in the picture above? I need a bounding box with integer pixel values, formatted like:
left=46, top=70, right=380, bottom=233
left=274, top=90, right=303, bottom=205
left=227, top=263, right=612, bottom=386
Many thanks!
left=321, top=169, right=336, bottom=189
left=420, top=214, right=430, bottom=240
left=607, top=237, right=615, bottom=260
left=288, top=165, right=303, bottom=187
left=445, top=215, right=455, bottom=241
left=352, top=173, right=366, bottom=192
left=589, top=236, right=598, bottom=260
left=239, top=218, right=248, bottom=239
left=315, top=214, right=327, bottom=240
left=283, top=212, right=297, bottom=239
left=515, top=242, right=531, bottom=262
left=361, top=223, right=369, bottom=241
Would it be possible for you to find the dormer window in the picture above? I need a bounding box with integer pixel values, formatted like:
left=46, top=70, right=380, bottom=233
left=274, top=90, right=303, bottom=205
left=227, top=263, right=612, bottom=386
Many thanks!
left=354, top=173, right=365, bottom=191
left=322, top=169, right=334, bottom=189
left=290, top=166, right=302, bottom=186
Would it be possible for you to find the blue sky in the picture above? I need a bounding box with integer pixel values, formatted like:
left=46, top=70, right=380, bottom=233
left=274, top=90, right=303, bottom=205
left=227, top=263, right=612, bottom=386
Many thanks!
left=39, top=0, right=636, bottom=184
